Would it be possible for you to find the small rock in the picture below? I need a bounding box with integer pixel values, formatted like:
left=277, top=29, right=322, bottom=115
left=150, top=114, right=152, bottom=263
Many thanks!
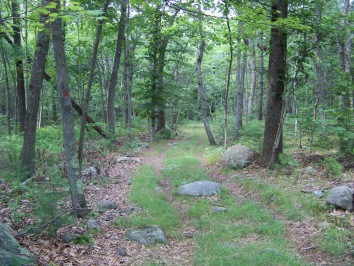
left=317, top=222, right=331, bottom=230
left=155, top=186, right=163, bottom=193
left=87, top=218, right=102, bottom=232
left=127, top=179, right=132, bottom=185
left=312, top=190, right=324, bottom=198
left=325, top=186, right=353, bottom=210
left=304, top=166, right=317, bottom=175
left=177, top=181, right=221, bottom=197
left=125, top=225, right=168, bottom=245
left=84, top=166, right=98, bottom=177
left=116, top=246, right=127, bottom=256
left=139, top=142, right=150, bottom=149
left=61, top=232, right=79, bottom=243
left=118, top=206, right=138, bottom=214
left=0, top=179, right=4, bottom=184
left=213, top=207, right=228, bottom=213
left=97, top=200, right=118, bottom=211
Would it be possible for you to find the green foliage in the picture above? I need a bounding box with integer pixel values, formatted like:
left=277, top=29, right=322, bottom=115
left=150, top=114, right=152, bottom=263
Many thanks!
left=73, top=233, right=95, bottom=246
left=322, top=157, right=343, bottom=179
left=155, top=127, right=174, bottom=140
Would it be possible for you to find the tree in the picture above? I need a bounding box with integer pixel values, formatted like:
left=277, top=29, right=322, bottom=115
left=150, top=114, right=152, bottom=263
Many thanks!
left=51, top=0, right=87, bottom=217
left=261, top=0, right=288, bottom=168
left=196, top=14, right=216, bottom=146
left=20, top=0, right=51, bottom=176
left=107, top=0, right=128, bottom=135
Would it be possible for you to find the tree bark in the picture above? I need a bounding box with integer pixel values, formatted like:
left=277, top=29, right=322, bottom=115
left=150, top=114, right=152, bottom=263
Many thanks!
left=248, top=39, right=256, bottom=121
left=20, top=1, right=51, bottom=176
left=257, top=33, right=266, bottom=121
left=12, top=0, right=26, bottom=132
left=197, top=19, right=216, bottom=146
left=107, top=0, right=128, bottom=134
left=51, top=0, right=87, bottom=217
left=261, top=0, right=288, bottom=168
left=78, top=0, right=110, bottom=170
left=234, top=50, right=247, bottom=140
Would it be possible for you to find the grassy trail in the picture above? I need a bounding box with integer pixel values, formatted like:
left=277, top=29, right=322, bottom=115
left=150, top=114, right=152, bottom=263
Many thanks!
left=119, top=123, right=343, bottom=265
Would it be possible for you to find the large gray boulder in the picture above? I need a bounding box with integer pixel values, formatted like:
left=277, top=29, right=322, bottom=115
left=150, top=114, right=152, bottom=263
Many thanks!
left=125, top=225, right=168, bottom=245
left=0, top=223, right=36, bottom=265
left=325, top=186, right=353, bottom=210
left=177, top=181, right=221, bottom=197
left=222, top=145, right=258, bottom=169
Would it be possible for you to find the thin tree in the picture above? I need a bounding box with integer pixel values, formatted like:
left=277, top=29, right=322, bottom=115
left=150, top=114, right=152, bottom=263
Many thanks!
left=107, top=0, right=128, bottom=134
left=78, top=0, right=110, bottom=171
left=261, top=0, right=288, bottom=168
left=20, top=0, right=51, bottom=176
left=197, top=14, right=216, bottom=146
left=51, top=0, right=87, bottom=217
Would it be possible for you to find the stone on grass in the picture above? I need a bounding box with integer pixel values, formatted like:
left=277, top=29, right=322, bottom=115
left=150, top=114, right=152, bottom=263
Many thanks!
left=97, top=200, right=118, bottom=211
left=61, top=232, right=79, bottom=243
left=177, top=181, right=221, bottom=197
left=0, top=179, right=4, bottom=184
left=125, top=225, right=168, bottom=245
left=0, top=223, right=36, bottom=265
left=87, top=218, right=102, bottom=232
left=304, top=166, right=317, bottom=175
left=222, top=145, right=258, bottom=169
left=312, top=190, right=324, bottom=198
left=116, top=246, right=127, bottom=256
left=213, top=207, right=228, bottom=213
left=325, top=186, right=353, bottom=210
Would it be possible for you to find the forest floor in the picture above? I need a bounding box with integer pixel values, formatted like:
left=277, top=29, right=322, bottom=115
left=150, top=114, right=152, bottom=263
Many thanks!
left=7, top=124, right=354, bottom=265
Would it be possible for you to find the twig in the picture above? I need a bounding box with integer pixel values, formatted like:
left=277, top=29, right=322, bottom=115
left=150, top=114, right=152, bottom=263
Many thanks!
left=14, top=207, right=71, bottom=237
left=302, top=245, right=318, bottom=251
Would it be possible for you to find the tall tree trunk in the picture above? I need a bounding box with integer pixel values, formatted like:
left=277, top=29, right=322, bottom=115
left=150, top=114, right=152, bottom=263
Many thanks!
left=107, top=0, right=128, bottom=134
left=78, top=0, right=110, bottom=171
left=20, top=1, right=50, bottom=176
left=12, top=0, right=26, bottom=132
left=197, top=19, right=216, bottom=146
left=1, top=49, right=11, bottom=135
left=224, top=2, right=233, bottom=147
left=261, top=0, right=288, bottom=168
left=51, top=0, right=87, bottom=217
left=248, top=39, right=256, bottom=121
left=234, top=50, right=247, bottom=140
left=257, top=34, right=266, bottom=121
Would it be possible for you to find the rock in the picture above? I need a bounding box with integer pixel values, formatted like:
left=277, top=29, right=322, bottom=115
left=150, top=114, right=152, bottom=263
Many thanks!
left=118, top=206, right=138, bottom=214
left=176, top=181, right=221, bottom=197
left=87, top=218, right=102, bottom=232
left=116, top=246, right=127, bottom=256
left=325, top=186, right=353, bottom=210
left=155, top=186, right=163, bottom=193
left=316, top=222, right=331, bottom=230
left=84, top=166, right=98, bottom=178
left=125, top=225, right=168, bottom=245
left=139, top=142, right=150, bottom=149
left=222, top=145, right=258, bottom=169
left=312, top=190, right=324, bottom=198
left=0, top=179, right=4, bottom=184
left=0, top=223, right=36, bottom=265
left=304, top=166, right=317, bottom=175
left=61, top=232, right=79, bottom=243
left=213, top=207, right=228, bottom=213
left=97, top=200, right=118, bottom=211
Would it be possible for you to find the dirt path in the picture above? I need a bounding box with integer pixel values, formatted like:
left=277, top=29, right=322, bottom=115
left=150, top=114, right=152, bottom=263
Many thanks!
left=20, top=137, right=351, bottom=265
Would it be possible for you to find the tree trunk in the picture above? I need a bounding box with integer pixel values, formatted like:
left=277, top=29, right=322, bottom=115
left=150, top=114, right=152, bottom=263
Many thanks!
left=78, top=0, right=110, bottom=170
left=197, top=19, right=216, bottom=146
left=248, top=39, right=256, bottom=121
left=235, top=50, right=247, bottom=140
left=20, top=2, right=50, bottom=176
left=51, top=0, right=87, bottom=217
left=107, top=0, right=128, bottom=134
left=257, top=34, right=266, bottom=121
left=12, top=0, right=26, bottom=132
left=1, top=47, right=12, bottom=135
left=261, top=0, right=288, bottom=168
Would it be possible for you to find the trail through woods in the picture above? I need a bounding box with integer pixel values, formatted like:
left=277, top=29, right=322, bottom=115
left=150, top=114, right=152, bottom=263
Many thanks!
left=9, top=131, right=354, bottom=265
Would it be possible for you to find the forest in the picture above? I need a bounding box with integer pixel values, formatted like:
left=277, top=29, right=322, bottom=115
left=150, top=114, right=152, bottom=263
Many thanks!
left=0, top=0, right=354, bottom=265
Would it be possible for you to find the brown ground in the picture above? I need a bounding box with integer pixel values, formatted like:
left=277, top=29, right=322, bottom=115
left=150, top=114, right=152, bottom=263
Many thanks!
left=1, top=139, right=353, bottom=265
